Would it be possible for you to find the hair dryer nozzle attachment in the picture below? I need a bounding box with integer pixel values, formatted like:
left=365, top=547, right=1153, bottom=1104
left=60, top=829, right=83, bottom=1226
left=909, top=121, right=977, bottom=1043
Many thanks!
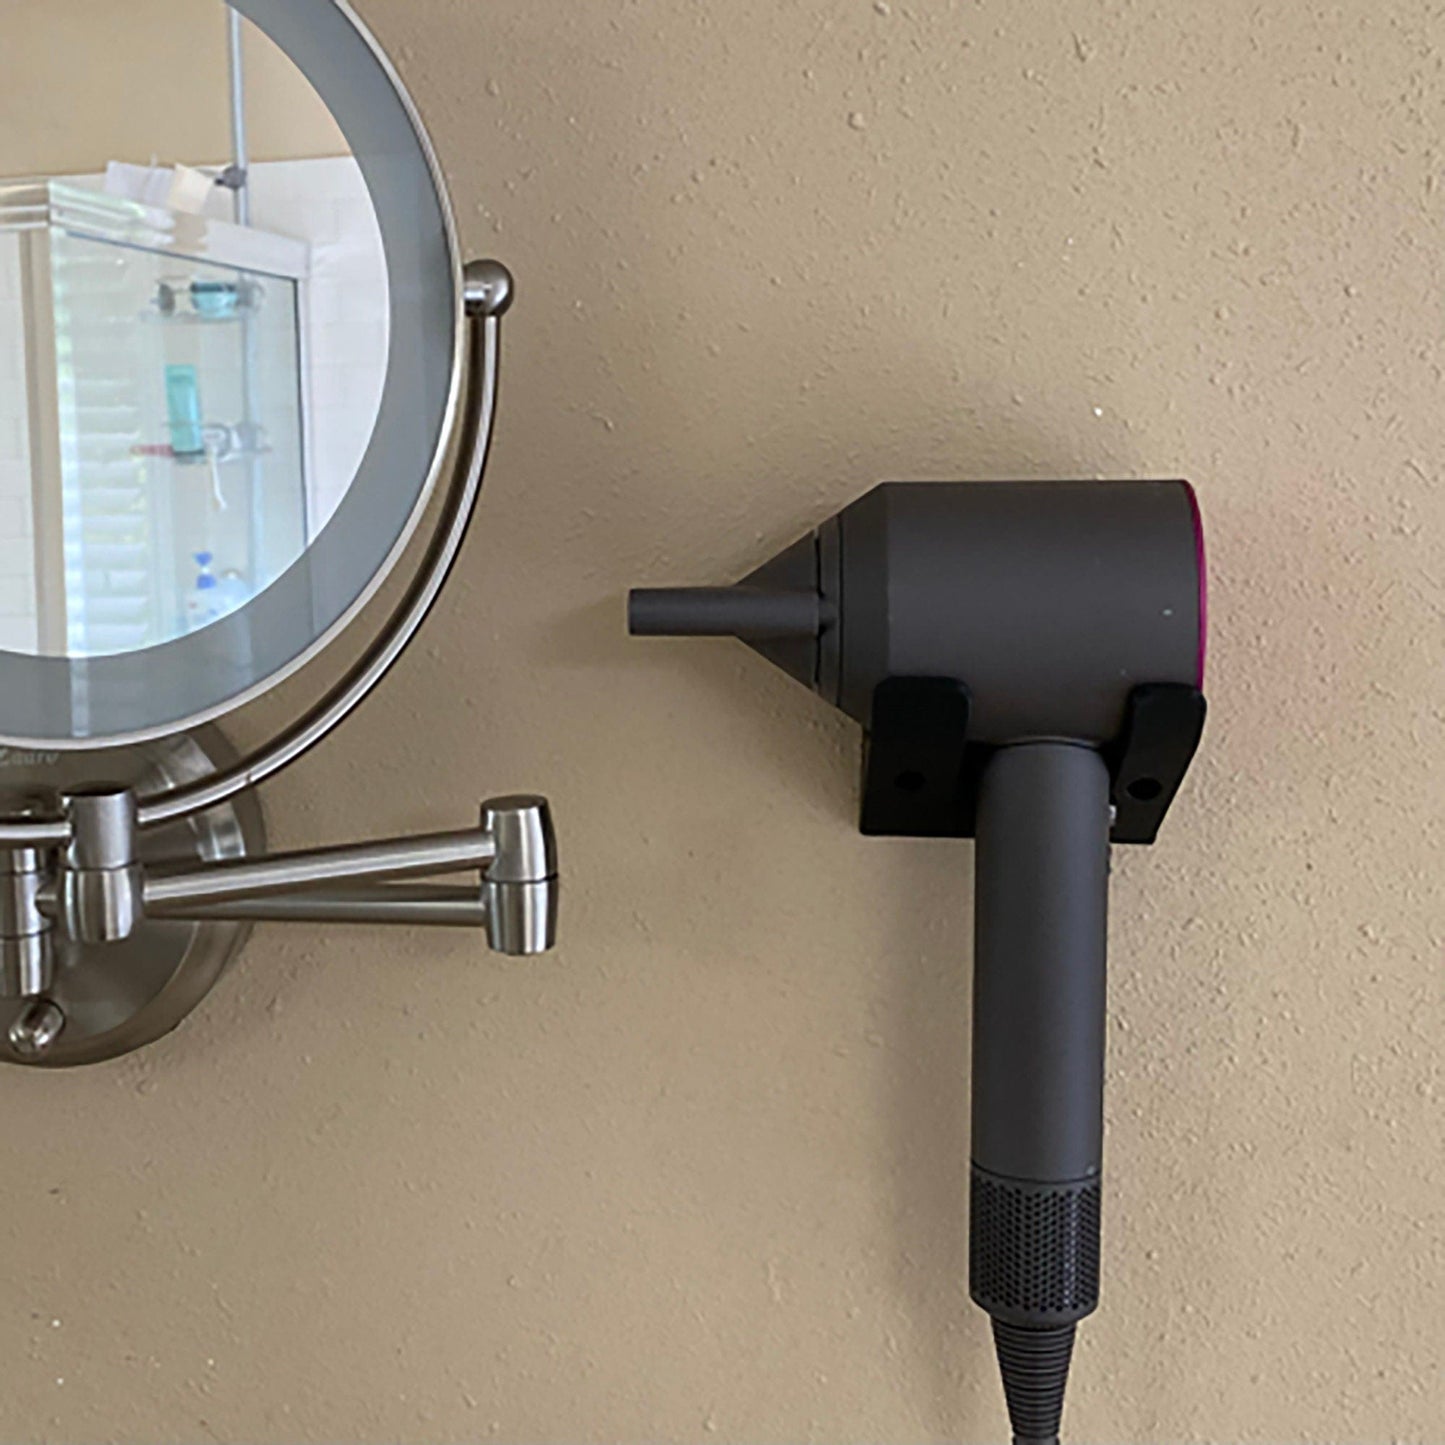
left=628, top=587, right=824, bottom=640
left=628, top=528, right=831, bottom=693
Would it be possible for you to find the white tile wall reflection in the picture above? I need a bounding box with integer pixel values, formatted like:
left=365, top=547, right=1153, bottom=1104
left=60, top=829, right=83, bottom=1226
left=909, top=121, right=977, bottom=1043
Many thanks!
left=249, top=157, right=389, bottom=537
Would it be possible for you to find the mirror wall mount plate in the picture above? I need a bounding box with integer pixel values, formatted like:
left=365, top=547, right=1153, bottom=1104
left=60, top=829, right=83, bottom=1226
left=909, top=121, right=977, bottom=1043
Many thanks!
left=0, top=2, right=557, bottom=1067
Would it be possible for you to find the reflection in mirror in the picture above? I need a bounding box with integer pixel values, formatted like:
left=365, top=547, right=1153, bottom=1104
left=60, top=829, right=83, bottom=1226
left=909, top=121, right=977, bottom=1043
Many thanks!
left=0, top=0, right=388, bottom=658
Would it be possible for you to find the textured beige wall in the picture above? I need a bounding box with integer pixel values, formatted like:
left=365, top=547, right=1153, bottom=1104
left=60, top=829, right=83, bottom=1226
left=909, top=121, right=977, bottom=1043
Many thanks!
left=2, top=2, right=1442, bottom=1443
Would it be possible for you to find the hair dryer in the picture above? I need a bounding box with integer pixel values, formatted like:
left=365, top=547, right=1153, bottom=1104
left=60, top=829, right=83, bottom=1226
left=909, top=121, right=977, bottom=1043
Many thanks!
left=629, top=479, right=1208, bottom=1445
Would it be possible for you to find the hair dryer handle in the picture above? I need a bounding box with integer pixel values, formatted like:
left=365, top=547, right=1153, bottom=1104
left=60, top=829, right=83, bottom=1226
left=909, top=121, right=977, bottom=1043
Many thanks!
left=970, top=743, right=1111, bottom=1444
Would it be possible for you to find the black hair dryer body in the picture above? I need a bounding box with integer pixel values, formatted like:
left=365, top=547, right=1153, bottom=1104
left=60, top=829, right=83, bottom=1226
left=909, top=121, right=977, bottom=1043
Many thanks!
left=630, top=480, right=1209, bottom=1445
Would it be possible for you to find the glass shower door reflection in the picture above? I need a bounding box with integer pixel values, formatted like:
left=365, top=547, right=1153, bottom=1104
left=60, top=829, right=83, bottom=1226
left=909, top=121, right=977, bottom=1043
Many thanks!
left=38, top=223, right=307, bottom=657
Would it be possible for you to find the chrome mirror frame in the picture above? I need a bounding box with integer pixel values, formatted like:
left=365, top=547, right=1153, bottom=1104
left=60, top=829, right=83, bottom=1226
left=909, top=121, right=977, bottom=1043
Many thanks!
left=0, top=1, right=558, bottom=1067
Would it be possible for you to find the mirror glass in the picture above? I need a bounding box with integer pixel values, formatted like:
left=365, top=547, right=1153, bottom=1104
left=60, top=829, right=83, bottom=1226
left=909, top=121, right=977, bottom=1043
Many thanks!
left=0, top=0, right=460, bottom=748
left=0, top=0, right=388, bottom=658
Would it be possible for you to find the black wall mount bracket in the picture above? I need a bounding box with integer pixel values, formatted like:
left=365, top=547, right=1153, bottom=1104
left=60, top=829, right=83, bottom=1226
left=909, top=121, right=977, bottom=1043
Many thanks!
left=861, top=678, right=1208, bottom=845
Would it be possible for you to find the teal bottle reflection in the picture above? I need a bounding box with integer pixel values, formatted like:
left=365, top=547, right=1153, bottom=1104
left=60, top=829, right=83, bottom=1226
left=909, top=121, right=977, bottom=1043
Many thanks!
left=165, top=363, right=206, bottom=460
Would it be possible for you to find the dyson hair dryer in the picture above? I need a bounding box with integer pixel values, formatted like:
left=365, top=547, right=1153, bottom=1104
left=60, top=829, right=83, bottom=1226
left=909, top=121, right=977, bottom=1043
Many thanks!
left=629, top=480, right=1208, bottom=1445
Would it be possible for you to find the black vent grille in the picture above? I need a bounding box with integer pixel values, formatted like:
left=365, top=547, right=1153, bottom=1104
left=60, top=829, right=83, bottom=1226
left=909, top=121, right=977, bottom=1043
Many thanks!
left=970, top=1169, right=1101, bottom=1325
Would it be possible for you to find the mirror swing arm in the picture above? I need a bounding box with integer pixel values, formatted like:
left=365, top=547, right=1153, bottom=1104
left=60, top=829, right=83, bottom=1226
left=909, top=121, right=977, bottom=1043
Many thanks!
left=0, top=262, right=560, bottom=1061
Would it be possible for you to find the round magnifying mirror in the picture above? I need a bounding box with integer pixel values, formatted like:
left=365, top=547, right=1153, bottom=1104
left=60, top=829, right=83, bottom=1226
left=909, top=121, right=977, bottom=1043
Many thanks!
left=0, top=0, right=460, bottom=749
